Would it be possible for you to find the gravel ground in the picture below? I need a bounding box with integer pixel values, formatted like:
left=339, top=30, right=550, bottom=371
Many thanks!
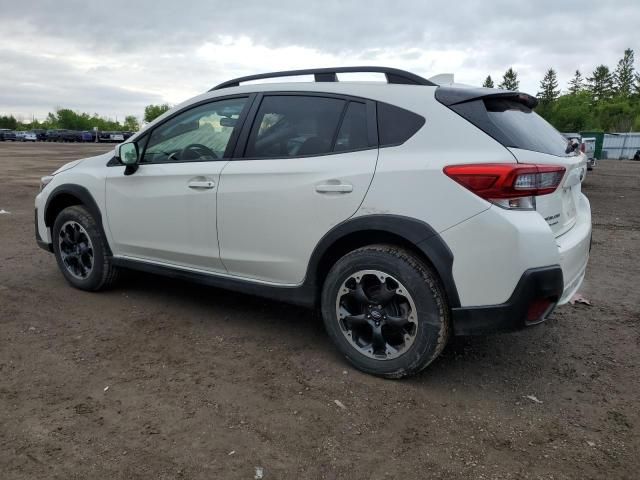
left=0, top=142, right=638, bottom=479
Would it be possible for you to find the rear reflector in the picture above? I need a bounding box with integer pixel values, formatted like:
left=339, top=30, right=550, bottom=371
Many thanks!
left=526, top=297, right=555, bottom=323
left=443, top=164, right=566, bottom=208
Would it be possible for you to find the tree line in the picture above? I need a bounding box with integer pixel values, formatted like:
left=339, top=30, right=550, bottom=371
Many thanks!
left=0, top=103, right=171, bottom=132
left=483, top=48, right=640, bottom=132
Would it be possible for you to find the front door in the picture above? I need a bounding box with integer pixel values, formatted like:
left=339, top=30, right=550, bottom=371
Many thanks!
left=105, top=96, right=250, bottom=272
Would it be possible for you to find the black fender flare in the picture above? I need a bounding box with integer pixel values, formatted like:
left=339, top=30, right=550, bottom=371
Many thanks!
left=305, top=214, right=461, bottom=308
left=44, top=184, right=112, bottom=256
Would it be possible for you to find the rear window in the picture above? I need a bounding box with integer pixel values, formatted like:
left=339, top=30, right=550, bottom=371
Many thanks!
left=483, top=98, right=569, bottom=157
left=449, top=97, right=570, bottom=157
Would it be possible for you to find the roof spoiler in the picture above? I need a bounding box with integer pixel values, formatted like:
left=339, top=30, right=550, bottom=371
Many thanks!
left=435, top=85, right=538, bottom=109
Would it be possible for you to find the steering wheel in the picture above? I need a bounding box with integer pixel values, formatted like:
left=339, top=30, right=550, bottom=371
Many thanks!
left=181, top=143, right=218, bottom=160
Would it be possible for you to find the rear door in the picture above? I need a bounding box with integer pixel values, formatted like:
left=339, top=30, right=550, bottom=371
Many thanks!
left=217, top=93, right=378, bottom=284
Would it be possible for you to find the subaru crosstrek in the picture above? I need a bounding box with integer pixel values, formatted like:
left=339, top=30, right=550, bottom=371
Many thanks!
left=35, top=67, right=591, bottom=378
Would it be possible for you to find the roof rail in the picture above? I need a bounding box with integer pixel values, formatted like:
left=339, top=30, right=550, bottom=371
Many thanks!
left=210, top=66, right=437, bottom=91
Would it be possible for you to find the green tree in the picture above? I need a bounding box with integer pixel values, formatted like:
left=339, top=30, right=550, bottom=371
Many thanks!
left=482, top=75, right=495, bottom=88
left=0, top=115, right=18, bottom=129
left=144, top=104, right=171, bottom=123
left=594, top=100, right=635, bottom=131
left=587, top=65, right=614, bottom=102
left=123, top=115, right=140, bottom=132
left=498, top=67, right=519, bottom=91
left=537, top=91, right=593, bottom=132
left=567, top=70, right=584, bottom=95
left=537, top=68, right=560, bottom=105
left=33, top=108, right=136, bottom=132
left=613, top=48, right=635, bottom=98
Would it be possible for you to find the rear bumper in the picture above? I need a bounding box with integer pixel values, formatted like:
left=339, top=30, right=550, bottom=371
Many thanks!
left=556, top=193, right=591, bottom=304
left=451, top=266, right=563, bottom=335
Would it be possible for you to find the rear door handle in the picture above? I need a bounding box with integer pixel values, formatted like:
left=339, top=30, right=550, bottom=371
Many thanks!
left=315, top=183, right=353, bottom=193
left=188, top=180, right=215, bottom=189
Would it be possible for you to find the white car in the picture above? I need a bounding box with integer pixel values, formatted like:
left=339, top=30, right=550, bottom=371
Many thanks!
left=19, top=131, right=37, bottom=142
left=35, top=67, right=591, bottom=378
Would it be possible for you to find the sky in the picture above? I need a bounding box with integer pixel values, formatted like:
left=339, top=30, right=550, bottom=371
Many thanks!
left=1, top=0, right=639, bottom=122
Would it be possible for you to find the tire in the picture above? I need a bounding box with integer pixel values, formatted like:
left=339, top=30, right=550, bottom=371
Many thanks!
left=321, top=245, right=450, bottom=379
left=52, top=205, right=119, bottom=291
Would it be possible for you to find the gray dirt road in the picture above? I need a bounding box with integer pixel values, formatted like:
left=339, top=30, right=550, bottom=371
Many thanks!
left=1, top=142, right=639, bottom=479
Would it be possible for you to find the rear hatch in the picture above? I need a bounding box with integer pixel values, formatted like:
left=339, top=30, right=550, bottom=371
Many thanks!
left=436, top=87, right=586, bottom=237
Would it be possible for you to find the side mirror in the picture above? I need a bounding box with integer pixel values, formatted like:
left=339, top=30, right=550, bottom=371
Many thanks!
left=117, top=142, right=139, bottom=175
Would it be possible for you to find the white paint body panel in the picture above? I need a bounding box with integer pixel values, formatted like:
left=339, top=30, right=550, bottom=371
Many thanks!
left=35, top=152, right=114, bottom=245
left=217, top=149, right=377, bottom=284
left=104, top=162, right=227, bottom=271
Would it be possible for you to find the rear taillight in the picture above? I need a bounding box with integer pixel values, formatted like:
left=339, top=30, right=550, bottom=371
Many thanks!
left=443, top=163, right=566, bottom=210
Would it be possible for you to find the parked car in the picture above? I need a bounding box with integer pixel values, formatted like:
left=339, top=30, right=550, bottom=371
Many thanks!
left=0, top=129, right=17, bottom=141
left=96, top=131, right=125, bottom=143
left=81, top=131, right=96, bottom=142
left=97, top=131, right=109, bottom=142
left=45, top=129, right=64, bottom=142
left=60, top=130, right=83, bottom=142
left=35, top=66, right=592, bottom=378
left=33, top=129, right=47, bottom=141
left=109, top=131, right=125, bottom=142
left=16, top=131, right=37, bottom=142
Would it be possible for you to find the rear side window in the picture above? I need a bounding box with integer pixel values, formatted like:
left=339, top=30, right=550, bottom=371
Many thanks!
left=245, top=95, right=345, bottom=158
left=377, top=102, right=425, bottom=146
left=334, top=102, right=369, bottom=152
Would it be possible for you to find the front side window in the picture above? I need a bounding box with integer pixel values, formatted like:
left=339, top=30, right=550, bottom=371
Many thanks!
left=143, top=97, right=247, bottom=163
left=245, top=95, right=346, bottom=158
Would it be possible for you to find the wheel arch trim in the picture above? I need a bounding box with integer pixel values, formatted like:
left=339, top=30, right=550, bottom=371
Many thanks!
left=43, top=184, right=113, bottom=256
left=305, top=214, right=461, bottom=308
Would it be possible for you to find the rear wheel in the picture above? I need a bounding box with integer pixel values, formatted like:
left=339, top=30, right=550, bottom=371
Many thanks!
left=52, top=205, right=119, bottom=291
left=321, top=245, right=450, bottom=378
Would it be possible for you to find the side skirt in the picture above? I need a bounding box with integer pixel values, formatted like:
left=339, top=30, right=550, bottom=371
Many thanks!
left=111, top=257, right=316, bottom=308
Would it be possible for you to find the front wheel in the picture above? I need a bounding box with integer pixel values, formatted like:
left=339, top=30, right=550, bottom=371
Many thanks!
left=321, top=245, right=450, bottom=378
left=52, top=205, right=119, bottom=291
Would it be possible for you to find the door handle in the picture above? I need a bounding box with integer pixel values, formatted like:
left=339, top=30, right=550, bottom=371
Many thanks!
left=315, top=183, right=353, bottom=193
left=188, top=180, right=215, bottom=189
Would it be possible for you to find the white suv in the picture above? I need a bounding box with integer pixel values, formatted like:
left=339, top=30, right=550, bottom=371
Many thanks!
left=35, top=67, right=591, bottom=378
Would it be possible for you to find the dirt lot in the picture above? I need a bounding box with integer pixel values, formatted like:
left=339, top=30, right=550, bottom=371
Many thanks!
left=0, top=142, right=638, bottom=479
